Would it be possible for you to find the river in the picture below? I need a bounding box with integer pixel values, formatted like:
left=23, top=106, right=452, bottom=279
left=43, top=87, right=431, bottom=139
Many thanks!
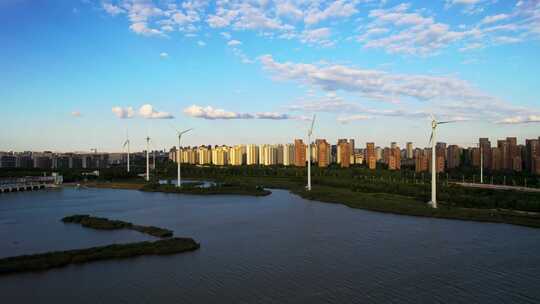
left=1, top=187, right=539, bottom=303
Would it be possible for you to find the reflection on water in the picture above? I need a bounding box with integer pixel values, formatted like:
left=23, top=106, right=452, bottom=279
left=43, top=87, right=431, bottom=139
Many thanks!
left=1, top=188, right=540, bottom=303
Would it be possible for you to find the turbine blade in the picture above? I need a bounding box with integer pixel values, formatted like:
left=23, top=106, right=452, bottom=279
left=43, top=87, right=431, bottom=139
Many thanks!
left=429, top=130, right=434, bottom=144
left=438, top=120, right=459, bottom=124
left=123, top=140, right=128, bottom=148
left=180, top=128, right=193, bottom=136
left=308, top=114, right=316, bottom=136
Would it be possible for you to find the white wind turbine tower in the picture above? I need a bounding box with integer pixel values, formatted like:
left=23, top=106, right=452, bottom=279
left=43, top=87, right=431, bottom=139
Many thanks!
left=307, top=114, right=316, bottom=191
left=428, top=114, right=457, bottom=209
left=175, top=128, right=193, bottom=188
left=145, top=135, right=151, bottom=182
left=123, top=131, right=130, bottom=173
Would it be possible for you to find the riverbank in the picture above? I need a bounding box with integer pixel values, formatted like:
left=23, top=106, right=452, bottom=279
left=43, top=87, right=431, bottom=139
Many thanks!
left=62, top=214, right=173, bottom=238
left=75, top=176, right=540, bottom=228
left=214, top=175, right=540, bottom=229
left=0, top=238, right=200, bottom=275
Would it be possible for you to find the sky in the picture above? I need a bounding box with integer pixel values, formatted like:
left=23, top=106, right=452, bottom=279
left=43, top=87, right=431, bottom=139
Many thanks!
left=1, top=0, right=539, bottom=152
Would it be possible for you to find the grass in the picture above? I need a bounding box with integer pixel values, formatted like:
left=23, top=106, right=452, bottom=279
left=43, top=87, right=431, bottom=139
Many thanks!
left=0, top=238, right=200, bottom=275
left=141, top=182, right=272, bottom=197
left=84, top=181, right=146, bottom=190
left=200, top=175, right=540, bottom=229
left=62, top=215, right=173, bottom=238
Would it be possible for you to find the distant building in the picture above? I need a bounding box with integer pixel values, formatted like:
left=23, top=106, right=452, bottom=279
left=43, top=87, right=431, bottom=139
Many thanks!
left=365, top=142, right=376, bottom=170
left=294, top=139, right=306, bottom=167
left=283, top=144, right=295, bottom=166
left=247, top=144, right=259, bottom=165
left=406, top=142, right=413, bottom=159
left=338, top=142, right=351, bottom=168
left=447, top=145, right=461, bottom=169
left=316, top=139, right=330, bottom=168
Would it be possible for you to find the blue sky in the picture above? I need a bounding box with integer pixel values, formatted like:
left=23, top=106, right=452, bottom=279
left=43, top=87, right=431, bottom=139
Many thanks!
left=1, top=0, right=539, bottom=152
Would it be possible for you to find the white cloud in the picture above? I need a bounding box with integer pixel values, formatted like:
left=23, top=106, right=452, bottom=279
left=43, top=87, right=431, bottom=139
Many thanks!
left=227, top=39, right=242, bottom=46
left=255, top=112, right=290, bottom=120
left=197, top=40, right=206, bottom=46
left=260, top=55, right=540, bottom=123
left=459, top=42, right=484, bottom=51
left=130, top=22, right=164, bottom=37
left=71, top=111, right=82, bottom=117
left=102, top=3, right=124, bottom=16
left=112, top=106, right=135, bottom=119
left=362, top=4, right=475, bottom=56
left=184, top=105, right=253, bottom=119
left=221, top=32, right=232, bottom=39
left=160, top=52, right=168, bottom=58
left=183, top=105, right=295, bottom=120
left=301, top=27, right=333, bottom=46
left=138, top=104, right=174, bottom=119
left=497, top=115, right=540, bottom=124
left=481, top=14, right=509, bottom=24
left=259, top=54, right=491, bottom=103
left=337, top=115, right=371, bottom=124
left=304, top=0, right=358, bottom=25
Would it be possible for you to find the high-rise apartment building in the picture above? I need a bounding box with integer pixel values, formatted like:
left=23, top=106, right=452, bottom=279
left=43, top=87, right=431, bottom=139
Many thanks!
left=415, top=152, right=429, bottom=173
left=365, top=142, right=376, bottom=170
left=388, top=147, right=401, bottom=170
left=283, top=143, right=295, bottom=166
left=294, top=139, right=306, bottom=167
left=526, top=139, right=540, bottom=173
left=479, top=138, right=492, bottom=170
left=316, top=139, right=330, bottom=168
left=198, top=146, right=212, bottom=165
left=406, top=142, right=413, bottom=159
left=246, top=144, right=259, bottom=165
left=339, top=142, right=351, bottom=168
left=447, top=145, right=461, bottom=169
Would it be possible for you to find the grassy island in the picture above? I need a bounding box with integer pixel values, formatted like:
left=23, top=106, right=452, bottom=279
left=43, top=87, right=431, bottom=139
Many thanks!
left=141, top=182, right=271, bottom=197
left=62, top=215, right=173, bottom=238
left=0, top=237, right=200, bottom=275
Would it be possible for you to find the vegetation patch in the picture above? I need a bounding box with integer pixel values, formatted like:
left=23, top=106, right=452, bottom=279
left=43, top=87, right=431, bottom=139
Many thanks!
left=62, top=215, right=173, bottom=238
left=0, top=238, right=200, bottom=275
left=141, top=182, right=271, bottom=197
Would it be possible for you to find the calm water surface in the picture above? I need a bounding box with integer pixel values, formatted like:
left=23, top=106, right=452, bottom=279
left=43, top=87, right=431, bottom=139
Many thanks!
left=1, top=187, right=539, bottom=303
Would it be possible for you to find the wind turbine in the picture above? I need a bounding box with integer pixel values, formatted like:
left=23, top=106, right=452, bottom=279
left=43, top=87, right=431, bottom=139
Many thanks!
left=307, top=115, right=316, bottom=191
left=145, top=136, right=151, bottom=182
left=428, top=115, right=457, bottom=209
left=175, top=128, right=193, bottom=187
left=123, top=131, right=130, bottom=173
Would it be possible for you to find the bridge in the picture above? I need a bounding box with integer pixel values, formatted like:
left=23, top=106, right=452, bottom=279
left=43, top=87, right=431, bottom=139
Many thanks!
left=0, top=175, right=63, bottom=193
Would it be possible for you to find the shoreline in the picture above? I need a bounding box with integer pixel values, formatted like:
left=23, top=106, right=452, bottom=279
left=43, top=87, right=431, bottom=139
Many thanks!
left=75, top=179, right=540, bottom=229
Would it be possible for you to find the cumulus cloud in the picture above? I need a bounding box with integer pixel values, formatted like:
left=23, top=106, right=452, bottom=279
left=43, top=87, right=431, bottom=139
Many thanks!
left=139, top=104, right=174, bottom=119
left=130, top=22, right=164, bottom=37
left=197, top=40, right=206, bottom=46
left=362, top=4, right=477, bottom=56
left=304, top=0, right=358, bottom=25
left=183, top=105, right=294, bottom=120
left=301, top=27, right=333, bottom=46
left=259, top=54, right=492, bottom=103
left=262, top=55, right=540, bottom=123
left=184, top=105, right=253, bottom=119
left=160, top=52, right=168, bottom=58
left=112, top=106, right=135, bottom=119
left=227, top=39, right=242, bottom=46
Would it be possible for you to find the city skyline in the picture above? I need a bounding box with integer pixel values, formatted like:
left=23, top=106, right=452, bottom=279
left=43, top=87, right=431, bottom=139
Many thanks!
left=2, top=0, right=540, bottom=152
